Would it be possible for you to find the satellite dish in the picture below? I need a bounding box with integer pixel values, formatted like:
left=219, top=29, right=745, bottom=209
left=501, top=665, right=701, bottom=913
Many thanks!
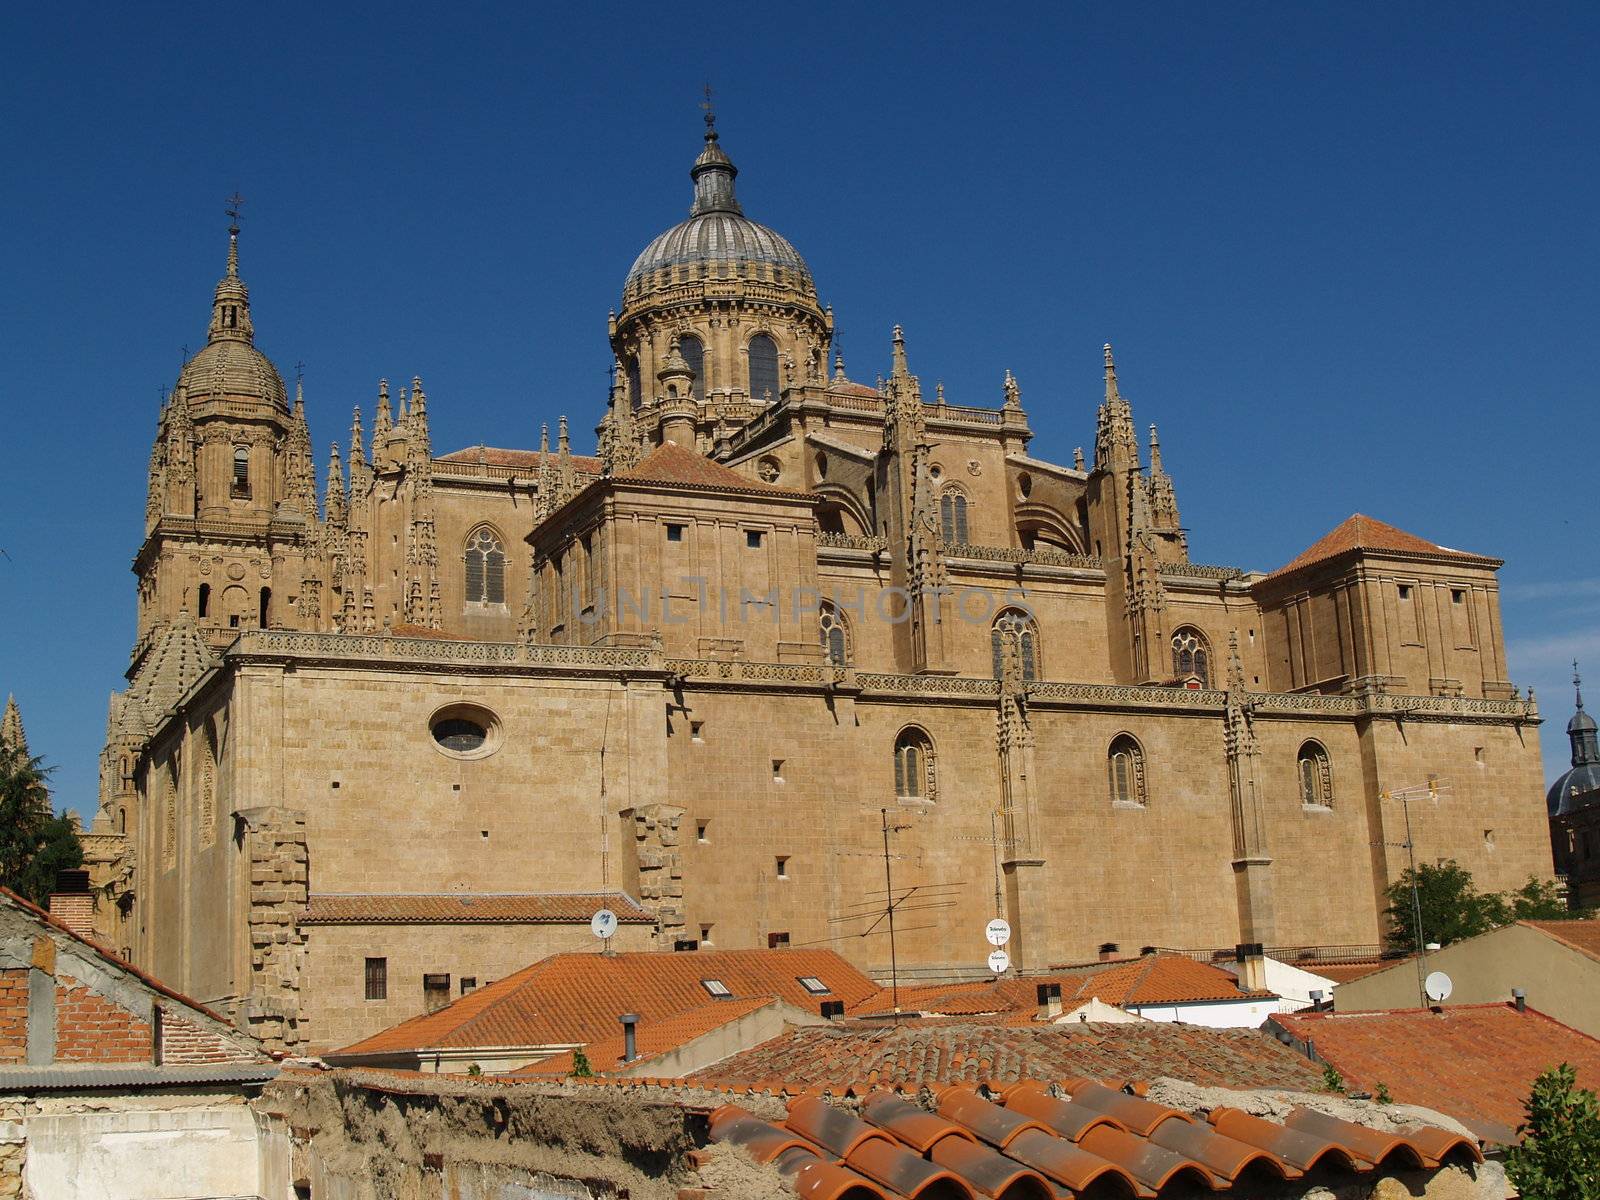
left=590, top=909, right=618, bottom=941
left=985, top=918, right=1012, bottom=947
left=987, top=948, right=1010, bottom=975
left=1424, top=971, right=1453, bottom=1003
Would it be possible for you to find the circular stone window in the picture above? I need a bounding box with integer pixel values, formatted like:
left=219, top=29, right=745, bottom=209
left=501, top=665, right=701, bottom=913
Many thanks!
left=929, top=463, right=943, bottom=481
left=429, top=704, right=502, bottom=760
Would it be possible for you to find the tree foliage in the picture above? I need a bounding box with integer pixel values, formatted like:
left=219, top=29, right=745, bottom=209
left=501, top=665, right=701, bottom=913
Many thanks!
left=1505, top=1063, right=1600, bottom=1200
left=0, top=751, right=83, bottom=907
left=1385, top=860, right=1592, bottom=950
left=569, top=1048, right=594, bottom=1078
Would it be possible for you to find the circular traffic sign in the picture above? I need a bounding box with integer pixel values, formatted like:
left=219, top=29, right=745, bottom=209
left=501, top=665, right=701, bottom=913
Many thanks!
left=590, top=909, right=618, bottom=940
left=985, top=918, right=1011, bottom=947
left=987, top=948, right=1010, bottom=975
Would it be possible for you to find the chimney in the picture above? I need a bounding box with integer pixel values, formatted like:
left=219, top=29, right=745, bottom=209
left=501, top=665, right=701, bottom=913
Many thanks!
left=619, top=1013, right=640, bottom=1063
left=1234, top=943, right=1267, bottom=993
left=1308, top=989, right=1326, bottom=1011
left=1512, top=988, right=1527, bottom=1013
left=1036, top=982, right=1062, bottom=1021
left=1098, top=942, right=1120, bottom=962
left=48, top=869, right=94, bottom=940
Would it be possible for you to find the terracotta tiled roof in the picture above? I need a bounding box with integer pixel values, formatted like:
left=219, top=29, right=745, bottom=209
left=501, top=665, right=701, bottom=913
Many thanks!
left=385, top=623, right=456, bottom=640
left=301, top=892, right=654, bottom=926
left=513, top=997, right=777, bottom=1076
left=686, top=1020, right=1327, bottom=1092
left=615, top=441, right=805, bottom=495
left=437, top=445, right=603, bottom=473
left=706, top=1082, right=1479, bottom=1200
left=1263, top=514, right=1494, bottom=583
left=1270, top=1003, right=1600, bottom=1144
left=330, top=947, right=876, bottom=1059
left=826, top=379, right=881, bottom=400
left=850, top=955, right=1271, bottom=1018
left=1313, top=958, right=1397, bottom=985
left=1520, top=919, right=1600, bottom=962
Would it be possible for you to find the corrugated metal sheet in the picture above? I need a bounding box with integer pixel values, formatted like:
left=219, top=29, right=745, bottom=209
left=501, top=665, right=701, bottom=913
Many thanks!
left=0, top=1063, right=278, bottom=1090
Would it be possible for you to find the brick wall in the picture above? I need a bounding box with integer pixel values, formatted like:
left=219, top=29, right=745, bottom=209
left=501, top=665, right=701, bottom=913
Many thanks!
left=54, top=975, right=152, bottom=1063
left=46, top=892, right=95, bottom=939
left=160, top=1013, right=259, bottom=1064
left=0, top=969, right=27, bottom=1063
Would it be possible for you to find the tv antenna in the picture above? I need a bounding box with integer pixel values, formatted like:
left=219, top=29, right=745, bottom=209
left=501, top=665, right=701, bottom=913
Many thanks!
left=953, top=808, right=1018, bottom=919
left=1374, top=777, right=1450, bottom=1006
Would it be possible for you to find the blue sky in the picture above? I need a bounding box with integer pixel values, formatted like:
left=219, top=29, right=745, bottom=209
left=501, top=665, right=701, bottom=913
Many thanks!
left=2, top=2, right=1596, bottom=818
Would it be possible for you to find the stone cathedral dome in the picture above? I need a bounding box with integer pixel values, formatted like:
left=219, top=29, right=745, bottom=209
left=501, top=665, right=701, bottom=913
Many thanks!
left=177, top=225, right=287, bottom=412
left=622, top=116, right=816, bottom=306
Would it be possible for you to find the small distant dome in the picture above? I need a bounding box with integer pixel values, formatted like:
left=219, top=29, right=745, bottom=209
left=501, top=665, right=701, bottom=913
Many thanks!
left=623, top=117, right=815, bottom=307
left=1549, top=668, right=1600, bottom=816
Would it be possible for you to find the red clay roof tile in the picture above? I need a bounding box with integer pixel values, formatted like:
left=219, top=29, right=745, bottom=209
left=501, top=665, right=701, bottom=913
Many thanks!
left=331, top=947, right=876, bottom=1059
left=1270, top=1002, right=1600, bottom=1144
left=437, top=445, right=603, bottom=473
left=516, top=997, right=776, bottom=1077
left=1264, top=514, right=1493, bottom=582
left=301, top=892, right=653, bottom=926
left=1519, top=918, right=1600, bottom=962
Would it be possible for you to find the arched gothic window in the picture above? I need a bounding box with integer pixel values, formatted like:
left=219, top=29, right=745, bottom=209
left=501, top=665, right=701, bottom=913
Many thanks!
left=679, top=334, right=706, bottom=402
left=1171, top=628, right=1211, bottom=688
left=231, top=446, right=250, bottom=498
left=1108, top=735, right=1147, bottom=807
left=627, top=357, right=643, bottom=410
left=464, top=527, right=506, bottom=605
left=819, top=603, right=849, bottom=667
left=748, top=333, right=780, bottom=403
left=894, top=727, right=936, bottom=803
left=991, top=608, right=1038, bottom=681
left=1298, top=741, right=1333, bottom=807
left=940, top=489, right=969, bottom=544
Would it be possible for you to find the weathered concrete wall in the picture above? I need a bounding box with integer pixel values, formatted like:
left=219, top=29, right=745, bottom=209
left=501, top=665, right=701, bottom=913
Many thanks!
left=23, top=1104, right=266, bottom=1200
left=258, top=1071, right=712, bottom=1200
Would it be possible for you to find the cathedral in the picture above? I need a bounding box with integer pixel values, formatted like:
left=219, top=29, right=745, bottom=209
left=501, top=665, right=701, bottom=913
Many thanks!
left=84, top=115, right=1553, bottom=1053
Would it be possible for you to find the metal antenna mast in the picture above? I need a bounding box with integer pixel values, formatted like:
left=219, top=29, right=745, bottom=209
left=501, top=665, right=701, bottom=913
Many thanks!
left=1376, top=778, right=1448, bottom=1006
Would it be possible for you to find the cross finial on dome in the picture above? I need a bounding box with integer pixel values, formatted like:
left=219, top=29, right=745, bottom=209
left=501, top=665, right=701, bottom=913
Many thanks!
left=1577, top=660, right=1585, bottom=711
left=224, top=191, right=244, bottom=278
left=701, top=83, right=716, bottom=138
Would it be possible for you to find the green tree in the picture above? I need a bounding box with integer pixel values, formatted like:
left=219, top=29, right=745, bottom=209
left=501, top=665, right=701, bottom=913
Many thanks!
left=569, top=1048, right=594, bottom=1078
left=1505, top=1063, right=1600, bottom=1200
left=1386, top=861, right=1594, bottom=951
left=1385, top=859, right=1498, bottom=949
left=0, top=752, right=83, bottom=907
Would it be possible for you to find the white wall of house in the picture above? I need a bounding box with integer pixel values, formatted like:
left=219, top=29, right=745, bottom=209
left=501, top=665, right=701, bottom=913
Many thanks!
left=1125, top=998, right=1280, bottom=1027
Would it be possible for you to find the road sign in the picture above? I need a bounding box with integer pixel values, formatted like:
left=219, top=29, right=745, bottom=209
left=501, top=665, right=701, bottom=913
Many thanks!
left=985, top=918, right=1011, bottom=947
left=987, top=948, right=1010, bottom=974
left=1424, top=971, right=1453, bottom=1003
left=590, top=909, right=618, bottom=940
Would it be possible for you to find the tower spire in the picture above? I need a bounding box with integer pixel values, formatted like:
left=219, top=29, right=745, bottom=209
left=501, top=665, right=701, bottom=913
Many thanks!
left=689, top=94, right=741, bottom=216
left=1577, top=660, right=1586, bottom=712
left=1094, top=342, right=1139, bottom=471
left=208, top=195, right=253, bottom=345
left=0, top=695, right=26, bottom=762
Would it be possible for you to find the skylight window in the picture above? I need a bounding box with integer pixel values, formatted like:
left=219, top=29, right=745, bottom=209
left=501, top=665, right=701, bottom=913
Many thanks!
left=701, top=978, right=732, bottom=998
left=797, top=976, right=830, bottom=996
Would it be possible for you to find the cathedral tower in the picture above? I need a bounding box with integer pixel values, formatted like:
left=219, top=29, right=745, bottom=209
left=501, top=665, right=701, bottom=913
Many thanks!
left=610, top=111, right=833, bottom=450
left=134, top=217, right=316, bottom=660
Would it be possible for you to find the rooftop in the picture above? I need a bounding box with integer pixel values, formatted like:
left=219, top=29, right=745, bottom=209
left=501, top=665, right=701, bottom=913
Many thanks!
left=1262, top=513, right=1496, bottom=583
left=708, top=1081, right=1480, bottom=1200
left=1269, top=1002, right=1600, bottom=1144
left=686, top=1020, right=1327, bottom=1093
left=330, top=947, right=877, bottom=1060
left=300, top=892, right=654, bottom=926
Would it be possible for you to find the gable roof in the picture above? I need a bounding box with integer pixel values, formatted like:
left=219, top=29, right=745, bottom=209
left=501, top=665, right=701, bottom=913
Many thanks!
left=512, top=996, right=778, bottom=1076
left=1520, top=919, right=1600, bottom=962
left=1262, top=514, right=1497, bottom=583
left=1269, top=1003, right=1600, bottom=1144
left=330, top=947, right=877, bottom=1059
left=686, top=1019, right=1325, bottom=1092
left=849, top=955, right=1271, bottom=1018
left=0, top=888, right=269, bottom=1063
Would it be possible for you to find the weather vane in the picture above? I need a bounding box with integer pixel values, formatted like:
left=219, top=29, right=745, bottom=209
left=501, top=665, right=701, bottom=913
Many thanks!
left=225, top=191, right=245, bottom=230
left=700, top=82, right=715, bottom=128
